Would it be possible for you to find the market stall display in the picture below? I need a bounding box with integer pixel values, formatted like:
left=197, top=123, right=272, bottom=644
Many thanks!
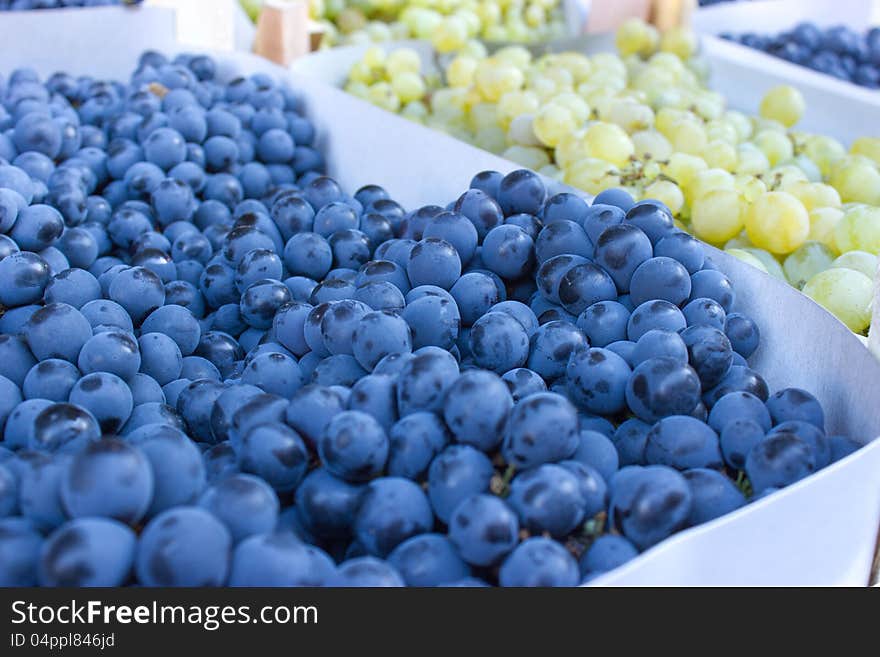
left=0, top=0, right=879, bottom=589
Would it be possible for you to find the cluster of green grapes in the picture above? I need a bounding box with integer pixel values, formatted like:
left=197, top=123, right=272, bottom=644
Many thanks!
left=343, top=19, right=880, bottom=335
left=311, top=0, right=569, bottom=51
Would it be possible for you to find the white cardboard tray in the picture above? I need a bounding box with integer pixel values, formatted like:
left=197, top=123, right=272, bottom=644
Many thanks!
left=1, top=31, right=880, bottom=585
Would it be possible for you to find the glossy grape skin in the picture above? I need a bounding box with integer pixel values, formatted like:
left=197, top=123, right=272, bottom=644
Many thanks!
left=746, top=432, right=816, bottom=494
left=626, top=357, right=702, bottom=423
left=228, top=532, right=334, bottom=587
left=386, top=411, right=449, bottom=480
left=395, top=347, right=459, bottom=416
left=448, top=493, right=519, bottom=567
left=29, top=402, right=101, bottom=453
left=237, top=422, right=308, bottom=493
left=593, top=223, right=653, bottom=293
left=707, top=391, right=772, bottom=435
left=354, top=477, right=433, bottom=557
left=724, top=312, right=760, bottom=359
left=333, top=557, right=405, bottom=587
left=566, top=347, right=632, bottom=415
left=388, top=533, right=470, bottom=587
left=579, top=534, right=639, bottom=576
left=0, top=251, right=51, bottom=307
left=295, top=468, right=363, bottom=540
left=0, top=518, right=43, bottom=587
left=442, top=369, right=512, bottom=452
left=319, top=410, right=389, bottom=483
left=627, top=300, right=686, bottom=342
left=690, top=269, right=736, bottom=313
left=502, top=392, right=579, bottom=469
left=136, top=506, right=231, bottom=586
left=499, top=537, right=580, bottom=588
left=508, top=464, right=587, bottom=537
left=644, top=415, right=723, bottom=470
left=198, top=473, right=279, bottom=544
left=38, top=517, right=136, bottom=588
left=684, top=468, right=746, bottom=526
left=60, top=439, right=154, bottom=524
left=765, top=388, right=825, bottom=430
left=427, top=445, right=494, bottom=524
left=703, top=366, right=770, bottom=408
left=610, top=465, right=692, bottom=550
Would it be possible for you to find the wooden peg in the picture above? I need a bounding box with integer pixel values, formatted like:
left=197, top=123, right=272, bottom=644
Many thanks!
left=253, top=0, right=311, bottom=66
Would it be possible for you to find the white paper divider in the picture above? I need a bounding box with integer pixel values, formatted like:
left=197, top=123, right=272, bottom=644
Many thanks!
left=0, top=6, right=177, bottom=80
left=1, top=33, right=879, bottom=584
left=692, top=0, right=880, bottom=34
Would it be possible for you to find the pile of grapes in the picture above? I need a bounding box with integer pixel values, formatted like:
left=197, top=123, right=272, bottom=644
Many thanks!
left=343, top=20, right=880, bottom=335
left=721, top=23, right=880, bottom=89
left=0, top=52, right=866, bottom=587
left=241, top=0, right=569, bottom=52
left=0, top=0, right=142, bottom=10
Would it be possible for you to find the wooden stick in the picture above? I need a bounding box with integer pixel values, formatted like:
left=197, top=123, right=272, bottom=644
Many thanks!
left=253, top=0, right=311, bottom=65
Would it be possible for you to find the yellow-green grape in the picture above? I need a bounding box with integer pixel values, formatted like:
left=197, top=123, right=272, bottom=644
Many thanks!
left=367, top=82, right=401, bottom=113
left=469, top=102, right=500, bottom=132
left=508, top=114, right=541, bottom=147
left=726, top=248, right=769, bottom=274
left=829, top=159, right=880, bottom=205
left=688, top=168, right=735, bottom=203
left=786, top=154, right=822, bottom=182
left=583, top=122, right=634, bottom=167
left=497, top=90, right=539, bottom=129
left=362, top=46, right=386, bottom=69
left=785, top=181, right=841, bottom=212
left=705, top=118, right=739, bottom=145
left=740, top=247, right=787, bottom=281
left=832, top=251, right=878, bottom=279
left=632, top=130, right=673, bottom=160
left=850, top=136, right=880, bottom=166
left=745, top=191, right=809, bottom=255
left=691, top=188, right=744, bottom=244
left=662, top=153, right=708, bottom=189
left=832, top=205, right=880, bottom=253
left=495, top=46, right=533, bottom=69
left=556, top=52, right=593, bottom=83
left=759, top=85, right=805, bottom=128
left=550, top=92, right=590, bottom=124
left=643, top=180, right=684, bottom=216
left=660, top=26, right=698, bottom=60
left=503, top=145, right=551, bottom=170
left=803, top=135, right=847, bottom=178
left=391, top=72, right=427, bottom=103
left=349, top=59, right=379, bottom=85
left=753, top=130, right=794, bottom=167
left=432, top=16, right=469, bottom=53
left=475, top=60, right=524, bottom=102
left=725, top=110, right=753, bottom=141
left=431, top=88, right=467, bottom=122
left=533, top=103, right=576, bottom=148
left=386, top=48, right=422, bottom=77
left=808, top=207, right=844, bottom=251
left=802, top=268, right=873, bottom=333
left=564, top=158, right=621, bottom=195
left=768, top=165, right=808, bottom=191
left=336, top=7, right=368, bottom=34
left=604, top=99, right=655, bottom=133
left=702, top=139, right=737, bottom=170
left=665, top=118, right=708, bottom=156
left=400, top=100, right=429, bottom=123
left=733, top=174, right=767, bottom=204
left=616, top=18, right=660, bottom=58
left=446, top=55, right=479, bottom=88
left=783, top=241, right=836, bottom=289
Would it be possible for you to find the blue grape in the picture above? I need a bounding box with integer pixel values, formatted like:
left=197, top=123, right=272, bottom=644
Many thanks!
left=626, top=357, right=702, bottom=423
left=68, top=372, right=133, bottom=433
left=644, top=415, right=723, bottom=470
left=499, top=537, right=579, bottom=587
left=502, top=392, right=579, bottom=469
left=448, top=493, right=518, bottom=567
left=136, top=506, right=231, bottom=586
left=610, top=465, right=692, bottom=549
left=228, top=532, right=334, bottom=586
left=295, top=468, right=363, bottom=539
left=579, top=534, right=638, bottom=575
left=199, top=473, right=279, bottom=543
left=0, top=518, right=42, bottom=586
left=238, top=422, right=308, bottom=492
left=387, top=412, right=450, bottom=480
left=61, top=438, right=153, bottom=523
left=354, top=477, right=433, bottom=557
left=388, top=533, right=470, bottom=586
left=39, top=517, right=136, bottom=587
left=319, top=410, right=388, bottom=482
left=765, top=388, right=825, bottom=430
left=526, top=320, right=586, bottom=381
left=443, top=369, right=512, bottom=452
left=745, top=432, right=816, bottom=494
left=333, top=557, right=404, bottom=587
left=683, top=468, right=746, bottom=525
left=566, top=347, right=631, bottom=415
left=508, top=464, right=586, bottom=537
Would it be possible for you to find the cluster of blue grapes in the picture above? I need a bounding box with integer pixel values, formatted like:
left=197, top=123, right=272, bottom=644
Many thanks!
left=0, top=52, right=865, bottom=588
left=722, top=22, right=880, bottom=88
left=0, top=0, right=142, bottom=10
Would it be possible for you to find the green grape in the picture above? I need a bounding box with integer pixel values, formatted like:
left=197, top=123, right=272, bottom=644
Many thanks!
left=745, top=191, right=809, bottom=254
left=740, top=247, right=787, bottom=281
left=802, top=268, right=873, bottom=333
left=832, top=206, right=880, bottom=254
left=759, top=85, right=805, bottom=128
left=726, top=248, right=769, bottom=274
left=832, top=251, right=878, bottom=279
left=691, top=188, right=743, bottom=244
left=783, top=242, right=835, bottom=289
